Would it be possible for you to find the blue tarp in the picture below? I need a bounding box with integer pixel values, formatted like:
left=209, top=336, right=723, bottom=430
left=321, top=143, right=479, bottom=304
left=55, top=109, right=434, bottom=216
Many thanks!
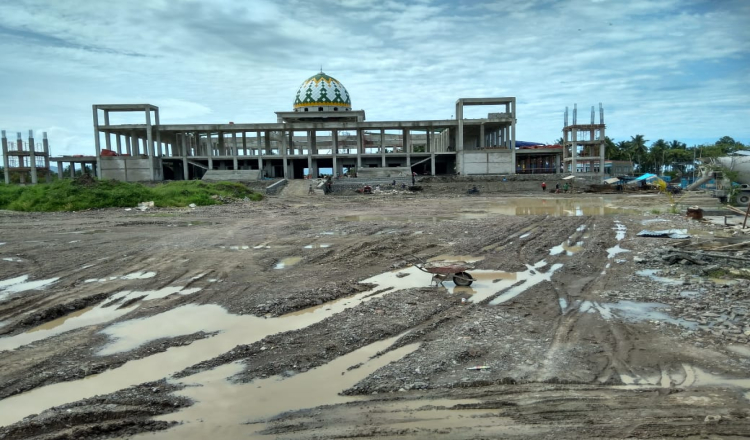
left=633, top=173, right=657, bottom=181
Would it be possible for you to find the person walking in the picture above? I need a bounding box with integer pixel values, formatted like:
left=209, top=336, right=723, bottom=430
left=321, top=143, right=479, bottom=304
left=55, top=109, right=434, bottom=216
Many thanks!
left=541, top=181, right=547, bottom=191
left=555, top=183, right=560, bottom=193
left=563, top=182, right=569, bottom=193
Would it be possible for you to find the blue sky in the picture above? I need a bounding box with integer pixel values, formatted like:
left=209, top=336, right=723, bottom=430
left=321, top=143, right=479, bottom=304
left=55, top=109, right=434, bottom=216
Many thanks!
left=0, top=0, right=748, bottom=157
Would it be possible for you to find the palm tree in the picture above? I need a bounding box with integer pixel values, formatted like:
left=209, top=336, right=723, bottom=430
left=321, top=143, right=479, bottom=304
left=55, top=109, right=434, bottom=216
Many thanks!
left=650, top=139, right=669, bottom=174
left=629, top=135, right=648, bottom=172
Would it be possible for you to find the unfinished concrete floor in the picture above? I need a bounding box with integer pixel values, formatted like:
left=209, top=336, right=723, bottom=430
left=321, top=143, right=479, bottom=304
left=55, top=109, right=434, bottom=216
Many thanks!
left=0, top=191, right=749, bottom=439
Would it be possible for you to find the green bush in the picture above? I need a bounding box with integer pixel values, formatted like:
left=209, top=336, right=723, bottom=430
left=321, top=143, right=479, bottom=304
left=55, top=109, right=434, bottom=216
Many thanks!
left=0, top=179, right=262, bottom=212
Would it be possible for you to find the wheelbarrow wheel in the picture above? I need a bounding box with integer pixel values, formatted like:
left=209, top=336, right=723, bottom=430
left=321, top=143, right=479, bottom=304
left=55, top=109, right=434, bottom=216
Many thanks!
left=453, top=272, right=474, bottom=286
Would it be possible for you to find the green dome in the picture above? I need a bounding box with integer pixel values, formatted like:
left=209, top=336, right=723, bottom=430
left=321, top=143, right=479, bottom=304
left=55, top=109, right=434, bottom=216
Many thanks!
left=293, top=72, right=352, bottom=112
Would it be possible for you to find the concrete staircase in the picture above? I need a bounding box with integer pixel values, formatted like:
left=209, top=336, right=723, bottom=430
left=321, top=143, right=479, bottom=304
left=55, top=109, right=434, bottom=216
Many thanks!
left=202, top=170, right=260, bottom=181
left=279, top=179, right=324, bottom=198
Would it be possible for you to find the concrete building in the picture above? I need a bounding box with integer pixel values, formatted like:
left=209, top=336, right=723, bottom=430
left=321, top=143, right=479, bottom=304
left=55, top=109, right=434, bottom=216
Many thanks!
left=2, top=130, right=51, bottom=184
left=92, top=72, right=519, bottom=181
left=562, top=104, right=606, bottom=177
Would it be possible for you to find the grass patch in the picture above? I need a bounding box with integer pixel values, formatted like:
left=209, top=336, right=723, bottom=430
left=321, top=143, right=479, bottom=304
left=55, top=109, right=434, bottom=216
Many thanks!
left=0, top=179, right=262, bottom=212
left=650, top=209, right=661, bottom=214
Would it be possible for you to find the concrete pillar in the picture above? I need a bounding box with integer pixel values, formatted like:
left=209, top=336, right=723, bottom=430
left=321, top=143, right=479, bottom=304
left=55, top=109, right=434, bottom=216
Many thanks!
left=555, top=154, right=561, bottom=174
left=571, top=129, right=578, bottom=174
left=155, top=110, right=162, bottom=157
left=126, top=134, right=132, bottom=155
left=42, top=132, right=51, bottom=182
left=511, top=126, right=516, bottom=174
left=307, top=155, right=313, bottom=178
left=425, top=130, right=431, bottom=153
left=332, top=130, right=338, bottom=175
left=479, top=124, right=485, bottom=149
left=256, top=132, right=262, bottom=170
left=380, top=129, right=385, bottom=167
left=404, top=129, right=411, bottom=167
left=356, top=129, right=362, bottom=169
left=181, top=133, right=189, bottom=180
left=16, top=133, right=25, bottom=185
left=28, top=130, right=38, bottom=184
left=430, top=153, right=436, bottom=176
left=206, top=132, right=213, bottom=170
left=57, top=161, right=63, bottom=180
left=103, top=111, right=112, bottom=153
left=145, top=109, right=155, bottom=180
left=456, top=101, right=464, bottom=152
left=92, top=105, right=102, bottom=178
left=241, top=132, right=247, bottom=156
left=280, top=130, right=288, bottom=178
left=115, top=134, right=122, bottom=155
left=70, top=162, right=76, bottom=178
left=1, top=131, right=9, bottom=184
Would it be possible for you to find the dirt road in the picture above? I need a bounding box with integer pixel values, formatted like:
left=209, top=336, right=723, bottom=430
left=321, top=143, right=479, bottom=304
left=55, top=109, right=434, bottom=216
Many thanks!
left=0, top=191, right=748, bottom=439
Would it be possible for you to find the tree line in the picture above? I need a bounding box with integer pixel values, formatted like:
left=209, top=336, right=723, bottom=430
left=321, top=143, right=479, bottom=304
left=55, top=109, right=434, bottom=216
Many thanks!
left=604, top=135, right=747, bottom=178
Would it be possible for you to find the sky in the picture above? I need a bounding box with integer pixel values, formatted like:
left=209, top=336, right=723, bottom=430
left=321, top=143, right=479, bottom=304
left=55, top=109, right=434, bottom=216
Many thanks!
left=0, top=0, right=748, bottom=157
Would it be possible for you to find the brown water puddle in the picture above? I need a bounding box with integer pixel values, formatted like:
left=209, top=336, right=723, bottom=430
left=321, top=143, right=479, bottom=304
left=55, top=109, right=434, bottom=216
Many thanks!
left=617, top=363, right=750, bottom=392
left=0, top=303, right=139, bottom=352
left=139, top=336, right=420, bottom=439
left=0, top=253, right=563, bottom=426
left=339, top=198, right=635, bottom=221
left=274, top=256, right=302, bottom=269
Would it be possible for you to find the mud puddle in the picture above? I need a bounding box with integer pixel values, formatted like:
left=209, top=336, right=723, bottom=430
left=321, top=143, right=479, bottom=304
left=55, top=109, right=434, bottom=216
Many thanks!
left=0, top=303, right=138, bottom=352
left=274, top=256, right=302, bottom=269
left=635, top=269, right=683, bottom=285
left=85, top=271, right=156, bottom=283
left=0, top=275, right=60, bottom=300
left=618, top=363, right=750, bottom=392
left=577, top=300, right=695, bottom=328
left=139, top=335, right=420, bottom=439
left=0, top=269, right=419, bottom=425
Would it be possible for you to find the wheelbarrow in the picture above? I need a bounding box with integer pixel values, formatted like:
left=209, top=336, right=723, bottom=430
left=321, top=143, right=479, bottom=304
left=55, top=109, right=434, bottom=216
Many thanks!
left=413, top=259, right=475, bottom=287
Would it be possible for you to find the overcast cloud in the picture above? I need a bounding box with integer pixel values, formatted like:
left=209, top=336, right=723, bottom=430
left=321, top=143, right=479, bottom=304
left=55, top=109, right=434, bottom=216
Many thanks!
left=0, top=0, right=748, bottom=156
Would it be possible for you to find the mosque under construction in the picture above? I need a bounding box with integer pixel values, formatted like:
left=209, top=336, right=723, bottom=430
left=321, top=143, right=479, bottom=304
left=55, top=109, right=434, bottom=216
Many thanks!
left=4, top=72, right=610, bottom=184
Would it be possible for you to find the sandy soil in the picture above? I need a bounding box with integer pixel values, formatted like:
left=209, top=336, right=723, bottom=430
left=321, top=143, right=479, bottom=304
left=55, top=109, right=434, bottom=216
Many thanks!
left=0, top=188, right=748, bottom=439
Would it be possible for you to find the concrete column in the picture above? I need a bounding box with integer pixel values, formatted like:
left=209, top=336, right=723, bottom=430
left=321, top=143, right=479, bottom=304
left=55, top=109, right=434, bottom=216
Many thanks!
left=16, top=133, right=25, bottom=184
left=456, top=101, right=464, bottom=152
left=264, top=131, right=271, bottom=155
left=241, top=132, right=247, bottom=156
left=257, top=132, right=263, bottom=173
left=307, top=155, right=313, bottom=178
left=70, top=162, right=76, bottom=178
left=56, top=161, right=63, bottom=180
left=555, top=154, right=561, bottom=174
left=425, top=130, right=431, bottom=153
left=115, top=134, right=122, bottom=155
left=125, top=134, right=132, bottom=155
left=218, top=131, right=225, bottom=156
left=380, top=129, right=385, bottom=167
left=145, top=109, right=155, bottom=180
left=356, top=129, right=362, bottom=169
left=42, top=132, right=51, bottom=182
left=511, top=124, right=516, bottom=174
left=1, top=131, right=9, bottom=184
left=280, top=130, right=288, bottom=178
left=28, top=130, right=37, bottom=184
left=206, top=132, right=213, bottom=170
left=430, top=153, right=436, bottom=176
left=404, top=129, right=411, bottom=167
left=155, top=110, right=162, bottom=157
left=599, top=141, right=605, bottom=176
left=479, top=124, right=485, bottom=149
left=103, top=111, right=112, bottom=152
left=332, top=130, right=338, bottom=174
left=181, top=133, right=189, bottom=180
left=571, top=129, right=578, bottom=174
left=92, top=105, right=102, bottom=178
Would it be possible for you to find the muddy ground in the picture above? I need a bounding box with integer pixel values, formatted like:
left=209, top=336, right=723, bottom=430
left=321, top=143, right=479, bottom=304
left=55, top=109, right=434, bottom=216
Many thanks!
left=0, top=187, right=749, bottom=439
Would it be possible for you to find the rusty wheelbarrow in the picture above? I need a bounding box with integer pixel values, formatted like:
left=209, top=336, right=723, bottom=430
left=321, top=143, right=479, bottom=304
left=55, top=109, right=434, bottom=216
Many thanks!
left=413, top=258, right=475, bottom=287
